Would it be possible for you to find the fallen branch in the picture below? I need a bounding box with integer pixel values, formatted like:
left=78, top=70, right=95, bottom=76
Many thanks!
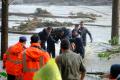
left=86, top=72, right=105, bottom=75
left=0, top=30, right=37, bottom=35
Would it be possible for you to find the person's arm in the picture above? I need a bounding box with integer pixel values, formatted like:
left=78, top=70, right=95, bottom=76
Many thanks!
left=86, top=29, right=93, bottom=43
left=55, top=56, right=62, bottom=73
left=80, top=72, right=86, bottom=80
left=50, top=35, right=57, bottom=43
left=79, top=56, right=86, bottom=80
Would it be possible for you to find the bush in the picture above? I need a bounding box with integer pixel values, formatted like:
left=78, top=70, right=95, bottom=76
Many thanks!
left=35, top=8, right=52, bottom=16
left=98, top=47, right=120, bottom=59
left=109, top=36, right=119, bottom=45
left=98, top=52, right=111, bottom=58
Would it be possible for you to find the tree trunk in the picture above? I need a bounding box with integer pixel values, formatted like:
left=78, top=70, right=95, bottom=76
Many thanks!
left=1, top=0, right=9, bottom=60
left=111, top=0, right=120, bottom=45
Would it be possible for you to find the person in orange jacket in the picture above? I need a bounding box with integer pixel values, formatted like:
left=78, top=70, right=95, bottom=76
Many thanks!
left=4, top=36, right=27, bottom=80
left=19, top=35, right=50, bottom=80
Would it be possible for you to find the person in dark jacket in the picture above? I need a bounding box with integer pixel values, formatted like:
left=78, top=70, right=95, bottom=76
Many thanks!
left=57, top=27, right=72, bottom=54
left=38, top=27, right=52, bottom=50
left=102, top=64, right=120, bottom=80
left=71, top=30, right=85, bottom=58
left=72, top=24, right=80, bottom=33
left=61, top=27, right=72, bottom=40
left=79, top=21, right=93, bottom=46
left=47, top=35, right=56, bottom=58
left=110, top=64, right=120, bottom=79
left=57, top=27, right=72, bottom=41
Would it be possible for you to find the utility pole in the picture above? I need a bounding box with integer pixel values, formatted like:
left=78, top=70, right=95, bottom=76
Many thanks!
left=111, top=0, right=120, bottom=45
left=1, top=0, right=9, bottom=59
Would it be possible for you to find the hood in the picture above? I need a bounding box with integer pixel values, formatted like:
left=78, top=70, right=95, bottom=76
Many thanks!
left=30, top=43, right=41, bottom=48
left=9, top=42, right=25, bottom=55
left=25, top=43, right=42, bottom=60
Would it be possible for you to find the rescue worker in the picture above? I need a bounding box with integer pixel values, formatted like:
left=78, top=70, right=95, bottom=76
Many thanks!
left=59, top=27, right=72, bottom=40
left=19, top=35, right=50, bottom=80
left=56, top=39, right=86, bottom=80
left=72, top=30, right=85, bottom=58
left=38, top=27, right=52, bottom=50
left=79, top=21, right=93, bottom=46
left=56, top=27, right=72, bottom=54
left=72, top=24, right=80, bottom=33
left=4, top=36, right=27, bottom=80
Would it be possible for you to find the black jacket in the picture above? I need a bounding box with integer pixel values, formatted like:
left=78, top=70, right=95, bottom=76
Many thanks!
left=79, top=27, right=92, bottom=46
left=71, top=35, right=85, bottom=58
left=38, top=29, right=49, bottom=43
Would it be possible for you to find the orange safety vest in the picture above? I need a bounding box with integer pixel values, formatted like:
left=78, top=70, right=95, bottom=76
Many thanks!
left=5, top=42, right=26, bottom=76
left=20, top=43, right=50, bottom=80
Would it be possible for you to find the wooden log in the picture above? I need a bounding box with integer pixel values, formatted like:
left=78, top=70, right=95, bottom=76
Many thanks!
left=86, top=72, right=105, bottom=75
left=0, top=30, right=37, bottom=35
left=8, top=31, right=37, bottom=35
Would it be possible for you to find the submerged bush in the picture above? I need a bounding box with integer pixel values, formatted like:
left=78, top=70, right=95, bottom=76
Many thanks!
left=35, top=8, right=52, bottom=16
left=98, top=47, right=120, bottom=59
left=98, top=52, right=111, bottom=58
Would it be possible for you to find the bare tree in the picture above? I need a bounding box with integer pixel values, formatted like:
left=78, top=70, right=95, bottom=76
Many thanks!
left=111, top=0, right=120, bottom=45
left=1, top=0, right=9, bottom=59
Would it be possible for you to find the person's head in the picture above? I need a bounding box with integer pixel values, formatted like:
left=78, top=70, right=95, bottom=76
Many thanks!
left=30, top=35, right=40, bottom=43
left=46, top=27, right=52, bottom=35
left=80, top=21, right=84, bottom=27
left=110, top=64, right=120, bottom=79
left=72, top=30, right=79, bottom=38
left=19, top=36, right=27, bottom=45
left=59, top=30, right=64, bottom=36
left=60, top=39, right=70, bottom=51
left=74, top=24, right=79, bottom=30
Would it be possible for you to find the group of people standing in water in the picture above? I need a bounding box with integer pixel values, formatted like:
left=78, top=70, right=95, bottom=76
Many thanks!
left=38, top=21, right=93, bottom=58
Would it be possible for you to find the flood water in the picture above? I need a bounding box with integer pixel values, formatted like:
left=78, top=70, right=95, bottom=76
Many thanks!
left=0, top=4, right=119, bottom=80
left=0, top=26, right=120, bottom=80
